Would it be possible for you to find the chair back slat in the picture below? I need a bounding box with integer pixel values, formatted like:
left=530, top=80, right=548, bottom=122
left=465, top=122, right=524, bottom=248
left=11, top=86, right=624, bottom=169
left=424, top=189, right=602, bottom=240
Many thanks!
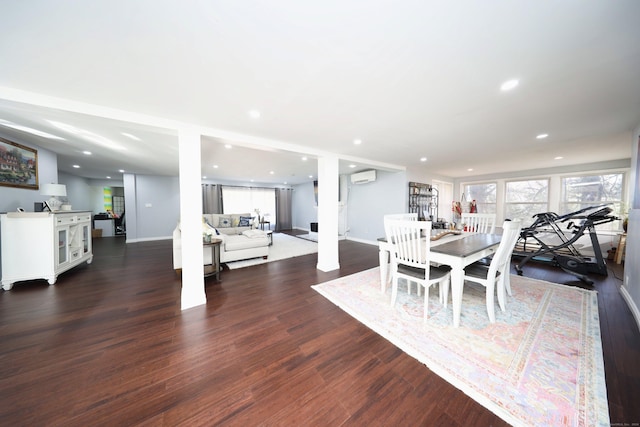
left=386, top=218, right=432, bottom=271
left=461, top=213, right=497, bottom=234
left=383, top=213, right=418, bottom=245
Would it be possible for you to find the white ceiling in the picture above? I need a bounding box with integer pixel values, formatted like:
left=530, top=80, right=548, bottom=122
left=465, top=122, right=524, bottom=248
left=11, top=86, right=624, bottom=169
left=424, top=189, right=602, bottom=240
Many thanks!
left=0, top=1, right=639, bottom=185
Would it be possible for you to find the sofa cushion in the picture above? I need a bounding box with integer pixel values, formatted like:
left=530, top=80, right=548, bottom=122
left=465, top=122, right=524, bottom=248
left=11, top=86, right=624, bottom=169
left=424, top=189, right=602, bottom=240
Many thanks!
left=218, top=216, right=233, bottom=228
left=217, top=227, right=238, bottom=235
left=242, top=229, right=266, bottom=238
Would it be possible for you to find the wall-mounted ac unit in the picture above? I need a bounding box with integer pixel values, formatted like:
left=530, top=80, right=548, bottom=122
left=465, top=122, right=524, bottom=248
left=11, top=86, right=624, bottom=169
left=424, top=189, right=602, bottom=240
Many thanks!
left=350, top=170, right=377, bottom=184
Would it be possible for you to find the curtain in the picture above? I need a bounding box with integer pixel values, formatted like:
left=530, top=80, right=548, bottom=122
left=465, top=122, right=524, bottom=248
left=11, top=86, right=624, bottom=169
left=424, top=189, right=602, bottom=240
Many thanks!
left=275, top=188, right=293, bottom=231
left=202, top=184, right=222, bottom=214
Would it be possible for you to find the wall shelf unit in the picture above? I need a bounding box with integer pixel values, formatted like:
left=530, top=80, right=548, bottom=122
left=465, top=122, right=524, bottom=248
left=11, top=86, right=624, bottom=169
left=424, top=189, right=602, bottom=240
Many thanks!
left=408, top=182, right=439, bottom=223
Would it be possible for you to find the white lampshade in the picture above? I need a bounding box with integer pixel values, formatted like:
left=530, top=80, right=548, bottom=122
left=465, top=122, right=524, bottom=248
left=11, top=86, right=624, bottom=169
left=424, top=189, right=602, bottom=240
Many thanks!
left=40, top=183, right=67, bottom=197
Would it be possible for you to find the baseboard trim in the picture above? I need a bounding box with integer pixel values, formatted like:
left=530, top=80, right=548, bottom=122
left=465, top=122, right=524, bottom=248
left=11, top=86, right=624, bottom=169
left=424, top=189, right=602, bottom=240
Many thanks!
left=620, top=285, right=640, bottom=333
left=345, top=236, right=379, bottom=246
left=124, top=236, right=172, bottom=243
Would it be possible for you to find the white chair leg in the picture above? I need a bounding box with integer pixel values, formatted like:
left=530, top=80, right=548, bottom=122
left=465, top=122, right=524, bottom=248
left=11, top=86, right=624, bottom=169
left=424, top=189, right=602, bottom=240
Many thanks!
left=486, top=282, right=496, bottom=323
left=497, top=275, right=507, bottom=312
left=442, top=277, right=450, bottom=309
left=504, top=270, right=512, bottom=296
left=423, top=285, right=430, bottom=323
left=391, top=277, right=399, bottom=307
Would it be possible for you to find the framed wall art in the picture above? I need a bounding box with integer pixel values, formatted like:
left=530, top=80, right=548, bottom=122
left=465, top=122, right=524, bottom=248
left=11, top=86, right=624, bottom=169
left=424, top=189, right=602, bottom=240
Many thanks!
left=0, top=137, right=39, bottom=190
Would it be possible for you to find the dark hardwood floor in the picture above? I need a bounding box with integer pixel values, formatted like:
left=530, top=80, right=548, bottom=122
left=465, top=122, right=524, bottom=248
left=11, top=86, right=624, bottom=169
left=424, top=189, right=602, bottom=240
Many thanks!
left=0, top=233, right=638, bottom=426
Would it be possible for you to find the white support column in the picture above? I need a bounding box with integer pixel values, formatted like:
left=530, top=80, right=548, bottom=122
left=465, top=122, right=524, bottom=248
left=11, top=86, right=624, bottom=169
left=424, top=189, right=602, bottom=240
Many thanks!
left=316, top=156, right=340, bottom=272
left=178, top=128, right=206, bottom=310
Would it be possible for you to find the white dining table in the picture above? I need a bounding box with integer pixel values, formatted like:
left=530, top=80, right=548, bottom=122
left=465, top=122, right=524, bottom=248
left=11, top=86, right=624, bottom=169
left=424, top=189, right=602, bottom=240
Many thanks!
left=378, top=232, right=502, bottom=328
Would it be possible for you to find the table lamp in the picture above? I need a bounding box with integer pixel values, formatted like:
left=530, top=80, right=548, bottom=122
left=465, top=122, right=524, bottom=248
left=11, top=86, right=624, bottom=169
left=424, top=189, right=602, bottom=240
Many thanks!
left=40, top=183, right=67, bottom=211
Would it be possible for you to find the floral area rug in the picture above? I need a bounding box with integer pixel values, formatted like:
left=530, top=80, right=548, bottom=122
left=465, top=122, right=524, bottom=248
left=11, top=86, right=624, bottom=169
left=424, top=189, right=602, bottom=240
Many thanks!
left=312, top=267, right=609, bottom=427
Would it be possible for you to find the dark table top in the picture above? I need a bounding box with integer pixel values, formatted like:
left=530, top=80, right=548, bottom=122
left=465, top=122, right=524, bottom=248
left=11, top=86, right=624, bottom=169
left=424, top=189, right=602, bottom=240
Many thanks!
left=430, top=233, right=502, bottom=257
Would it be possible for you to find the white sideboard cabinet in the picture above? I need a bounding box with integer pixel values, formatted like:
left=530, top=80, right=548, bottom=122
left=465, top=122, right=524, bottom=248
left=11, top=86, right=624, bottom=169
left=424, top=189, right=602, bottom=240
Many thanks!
left=1, top=211, right=93, bottom=290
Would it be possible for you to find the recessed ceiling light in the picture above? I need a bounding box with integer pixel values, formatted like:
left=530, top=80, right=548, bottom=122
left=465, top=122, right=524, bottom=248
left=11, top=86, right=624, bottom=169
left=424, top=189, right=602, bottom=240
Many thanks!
left=302, top=156, right=308, bottom=161
left=121, top=132, right=141, bottom=141
left=248, top=110, right=261, bottom=119
left=213, top=165, right=219, bottom=169
left=202, top=176, right=207, bottom=179
left=225, top=144, right=232, bottom=149
left=73, top=165, right=80, bottom=168
left=349, top=164, right=356, bottom=168
left=353, top=139, right=362, bottom=145
left=269, top=171, right=274, bottom=175
left=309, top=175, right=313, bottom=179
left=283, top=181, right=287, bottom=185
left=554, top=156, right=564, bottom=160
left=500, top=79, right=519, bottom=91
left=420, top=157, right=427, bottom=162
left=536, top=133, right=549, bottom=139
left=250, top=179, right=254, bottom=182
left=83, top=150, right=92, bottom=155
left=467, top=168, right=474, bottom=172
left=106, top=176, right=111, bottom=179
left=0, top=119, right=65, bottom=140
left=119, top=169, right=125, bottom=173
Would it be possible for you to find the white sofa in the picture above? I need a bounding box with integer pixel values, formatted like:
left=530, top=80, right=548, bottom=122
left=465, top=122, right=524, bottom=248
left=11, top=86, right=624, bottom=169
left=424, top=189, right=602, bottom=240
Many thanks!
left=173, top=213, right=270, bottom=271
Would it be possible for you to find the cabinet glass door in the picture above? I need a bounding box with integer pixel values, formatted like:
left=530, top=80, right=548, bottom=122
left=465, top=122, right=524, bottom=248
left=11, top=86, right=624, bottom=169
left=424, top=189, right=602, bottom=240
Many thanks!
left=57, top=228, right=68, bottom=265
left=82, top=224, right=91, bottom=254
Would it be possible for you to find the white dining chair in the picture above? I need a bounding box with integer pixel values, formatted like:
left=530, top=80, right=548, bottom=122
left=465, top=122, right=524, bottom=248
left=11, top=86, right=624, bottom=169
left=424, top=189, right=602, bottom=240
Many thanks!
left=386, top=218, right=451, bottom=322
left=462, top=220, right=522, bottom=322
left=461, top=213, right=497, bottom=234
left=382, top=213, right=418, bottom=293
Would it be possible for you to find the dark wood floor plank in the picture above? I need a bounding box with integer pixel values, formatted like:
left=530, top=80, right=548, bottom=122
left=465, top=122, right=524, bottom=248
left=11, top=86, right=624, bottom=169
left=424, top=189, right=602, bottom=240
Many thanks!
left=0, top=233, right=638, bottom=426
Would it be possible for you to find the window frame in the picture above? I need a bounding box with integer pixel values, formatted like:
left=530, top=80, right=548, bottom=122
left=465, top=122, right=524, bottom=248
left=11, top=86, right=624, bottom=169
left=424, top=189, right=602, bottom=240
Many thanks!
left=460, top=181, right=497, bottom=214
left=559, top=171, right=626, bottom=231
left=504, top=178, right=550, bottom=224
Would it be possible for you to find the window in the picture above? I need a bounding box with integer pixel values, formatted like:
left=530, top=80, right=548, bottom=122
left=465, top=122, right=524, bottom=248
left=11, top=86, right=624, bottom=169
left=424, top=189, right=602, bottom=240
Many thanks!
left=560, top=173, right=625, bottom=230
left=221, top=186, right=276, bottom=223
left=462, top=182, right=496, bottom=214
left=505, top=179, right=549, bottom=225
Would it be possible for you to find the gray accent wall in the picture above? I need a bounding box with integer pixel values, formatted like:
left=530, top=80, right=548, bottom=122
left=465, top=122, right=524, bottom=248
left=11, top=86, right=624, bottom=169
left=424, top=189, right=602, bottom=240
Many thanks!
left=346, top=169, right=406, bottom=244
left=622, top=125, right=640, bottom=330
left=292, top=180, right=317, bottom=231
left=127, top=174, right=181, bottom=241
left=58, top=172, right=94, bottom=212
left=0, top=137, right=58, bottom=213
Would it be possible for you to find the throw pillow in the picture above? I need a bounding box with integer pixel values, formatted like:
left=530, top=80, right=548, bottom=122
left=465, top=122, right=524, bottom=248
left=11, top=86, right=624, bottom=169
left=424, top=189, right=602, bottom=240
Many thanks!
left=239, top=216, right=252, bottom=227
left=218, top=216, right=232, bottom=228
